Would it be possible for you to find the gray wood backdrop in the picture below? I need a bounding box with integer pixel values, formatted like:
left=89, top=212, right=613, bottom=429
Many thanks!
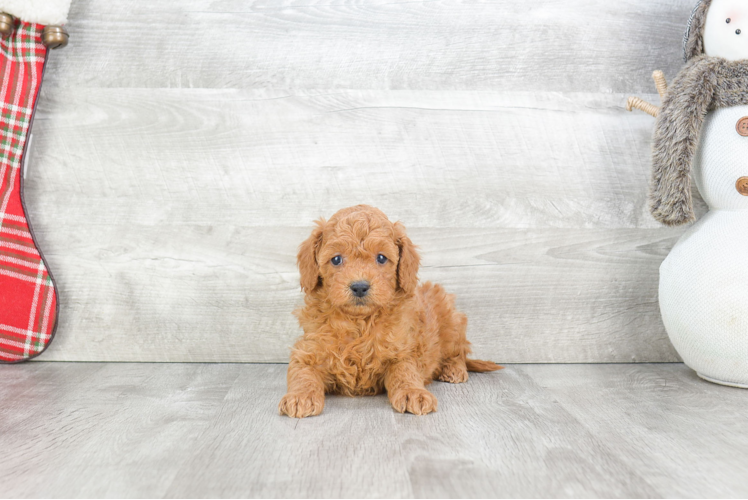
left=26, top=0, right=705, bottom=363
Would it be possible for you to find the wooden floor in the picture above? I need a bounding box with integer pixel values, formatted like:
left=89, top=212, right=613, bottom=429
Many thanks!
left=1, top=363, right=746, bottom=498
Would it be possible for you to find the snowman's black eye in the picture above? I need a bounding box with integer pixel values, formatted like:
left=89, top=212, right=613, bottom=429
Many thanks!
left=727, top=18, right=732, bottom=24
left=738, top=29, right=742, bottom=35
left=331, top=255, right=342, bottom=266
left=377, top=254, right=388, bottom=264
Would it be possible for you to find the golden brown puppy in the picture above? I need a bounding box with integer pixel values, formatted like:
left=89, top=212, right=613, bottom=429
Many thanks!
left=279, top=205, right=502, bottom=418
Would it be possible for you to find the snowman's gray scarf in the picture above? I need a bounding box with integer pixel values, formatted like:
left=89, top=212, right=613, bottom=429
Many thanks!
left=651, top=56, right=748, bottom=226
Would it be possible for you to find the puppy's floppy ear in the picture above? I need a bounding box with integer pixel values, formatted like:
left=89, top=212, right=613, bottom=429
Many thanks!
left=394, top=222, right=420, bottom=294
left=298, top=219, right=326, bottom=293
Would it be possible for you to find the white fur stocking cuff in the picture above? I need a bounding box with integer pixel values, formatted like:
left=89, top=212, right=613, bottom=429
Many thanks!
left=0, top=0, right=72, bottom=25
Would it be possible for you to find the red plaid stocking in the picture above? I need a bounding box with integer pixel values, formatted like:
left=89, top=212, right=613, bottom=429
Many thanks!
left=0, top=22, right=58, bottom=363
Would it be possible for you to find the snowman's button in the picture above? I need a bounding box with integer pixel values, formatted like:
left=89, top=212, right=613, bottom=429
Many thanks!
left=737, top=117, right=748, bottom=137
left=736, top=177, right=748, bottom=196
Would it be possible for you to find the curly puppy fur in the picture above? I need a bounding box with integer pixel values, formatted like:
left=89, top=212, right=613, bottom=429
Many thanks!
left=279, top=205, right=502, bottom=418
left=651, top=0, right=748, bottom=226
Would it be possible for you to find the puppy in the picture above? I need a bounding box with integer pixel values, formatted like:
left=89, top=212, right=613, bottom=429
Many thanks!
left=279, top=205, right=502, bottom=418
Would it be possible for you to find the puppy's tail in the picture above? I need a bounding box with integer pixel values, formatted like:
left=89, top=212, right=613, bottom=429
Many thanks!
left=466, top=359, right=503, bottom=373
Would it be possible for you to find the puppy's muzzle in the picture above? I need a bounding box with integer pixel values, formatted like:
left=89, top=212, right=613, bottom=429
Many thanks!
left=350, top=281, right=371, bottom=299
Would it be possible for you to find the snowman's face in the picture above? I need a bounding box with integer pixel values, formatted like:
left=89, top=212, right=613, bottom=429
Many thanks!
left=704, top=0, right=748, bottom=60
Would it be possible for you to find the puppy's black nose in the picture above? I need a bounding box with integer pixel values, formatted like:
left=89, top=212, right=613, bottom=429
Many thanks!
left=350, top=281, right=370, bottom=298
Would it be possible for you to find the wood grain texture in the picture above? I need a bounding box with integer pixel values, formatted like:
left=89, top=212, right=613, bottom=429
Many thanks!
left=26, top=89, right=692, bottom=362
left=44, top=0, right=695, bottom=93
left=22, top=1, right=709, bottom=362
left=527, top=364, right=748, bottom=498
left=30, top=89, right=683, bottom=229
left=34, top=226, right=683, bottom=363
left=1, top=363, right=747, bottom=498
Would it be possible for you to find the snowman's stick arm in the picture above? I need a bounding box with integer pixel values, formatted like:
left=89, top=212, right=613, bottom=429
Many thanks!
left=626, top=71, right=668, bottom=118
left=627, top=97, right=660, bottom=117
left=653, top=71, right=667, bottom=100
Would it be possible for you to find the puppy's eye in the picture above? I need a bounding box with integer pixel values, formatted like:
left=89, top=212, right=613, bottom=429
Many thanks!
left=377, top=254, right=388, bottom=264
left=331, top=255, right=343, bottom=266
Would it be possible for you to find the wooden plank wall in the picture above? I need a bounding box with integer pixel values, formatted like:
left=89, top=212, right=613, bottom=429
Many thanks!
left=26, top=0, right=703, bottom=362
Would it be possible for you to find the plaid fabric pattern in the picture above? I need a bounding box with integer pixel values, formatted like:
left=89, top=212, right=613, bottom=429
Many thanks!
left=0, top=22, right=57, bottom=363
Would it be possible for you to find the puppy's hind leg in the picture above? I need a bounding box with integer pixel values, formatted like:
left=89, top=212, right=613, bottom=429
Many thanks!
left=431, top=292, right=503, bottom=381
left=436, top=308, right=470, bottom=384
left=437, top=357, right=469, bottom=384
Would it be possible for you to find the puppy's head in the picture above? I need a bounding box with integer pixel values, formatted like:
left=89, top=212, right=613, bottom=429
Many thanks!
left=297, top=205, right=420, bottom=315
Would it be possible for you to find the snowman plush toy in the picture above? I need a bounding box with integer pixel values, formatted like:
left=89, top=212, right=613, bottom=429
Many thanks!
left=638, top=0, right=748, bottom=388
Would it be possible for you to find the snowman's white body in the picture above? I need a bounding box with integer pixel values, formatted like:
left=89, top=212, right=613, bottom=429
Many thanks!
left=659, top=105, right=748, bottom=388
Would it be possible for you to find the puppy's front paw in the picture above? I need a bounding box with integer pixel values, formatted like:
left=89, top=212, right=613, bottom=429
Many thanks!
left=279, top=391, right=324, bottom=418
left=389, top=389, right=438, bottom=415
left=438, top=363, right=469, bottom=384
